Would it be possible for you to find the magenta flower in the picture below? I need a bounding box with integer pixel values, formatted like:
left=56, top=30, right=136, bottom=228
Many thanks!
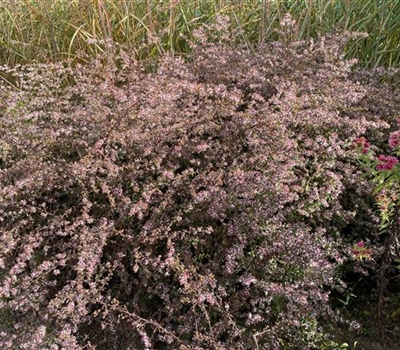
left=389, top=130, right=400, bottom=149
left=376, top=155, right=399, bottom=171
left=352, top=136, right=370, bottom=154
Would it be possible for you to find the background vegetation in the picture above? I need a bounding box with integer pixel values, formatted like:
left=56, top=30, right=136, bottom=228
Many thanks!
left=1, top=0, right=400, bottom=68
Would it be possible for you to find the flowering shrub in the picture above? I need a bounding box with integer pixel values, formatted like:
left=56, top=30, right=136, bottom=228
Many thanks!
left=0, top=26, right=398, bottom=349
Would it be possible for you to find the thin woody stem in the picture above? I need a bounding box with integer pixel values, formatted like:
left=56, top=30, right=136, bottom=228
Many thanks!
left=377, top=204, right=399, bottom=350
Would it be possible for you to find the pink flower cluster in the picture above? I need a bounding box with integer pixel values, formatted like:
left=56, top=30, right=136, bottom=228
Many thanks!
left=352, top=136, right=370, bottom=154
left=376, top=154, right=399, bottom=171
left=389, top=130, right=400, bottom=149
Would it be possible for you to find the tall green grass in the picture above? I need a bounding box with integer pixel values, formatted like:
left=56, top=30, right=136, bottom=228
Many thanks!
left=1, top=0, right=400, bottom=68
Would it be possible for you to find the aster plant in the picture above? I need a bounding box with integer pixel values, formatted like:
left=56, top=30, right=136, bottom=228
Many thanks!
left=1, top=19, right=399, bottom=349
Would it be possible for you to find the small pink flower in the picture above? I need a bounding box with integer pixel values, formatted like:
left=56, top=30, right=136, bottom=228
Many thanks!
left=196, top=142, right=209, bottom=152
left=357, top=241, right=364, bottom=248
left=163, top=171, right=174, bottom=180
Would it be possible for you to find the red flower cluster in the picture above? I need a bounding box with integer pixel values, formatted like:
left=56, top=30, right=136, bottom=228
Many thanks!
left=352, top=241, right=372, bottom=260
left=352, top=136, right=370, bottom=154
left=376, top=154, right=399, bottom=171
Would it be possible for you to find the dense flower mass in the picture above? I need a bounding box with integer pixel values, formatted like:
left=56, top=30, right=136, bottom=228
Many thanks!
left=0, top=26, right=399, bottom=349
